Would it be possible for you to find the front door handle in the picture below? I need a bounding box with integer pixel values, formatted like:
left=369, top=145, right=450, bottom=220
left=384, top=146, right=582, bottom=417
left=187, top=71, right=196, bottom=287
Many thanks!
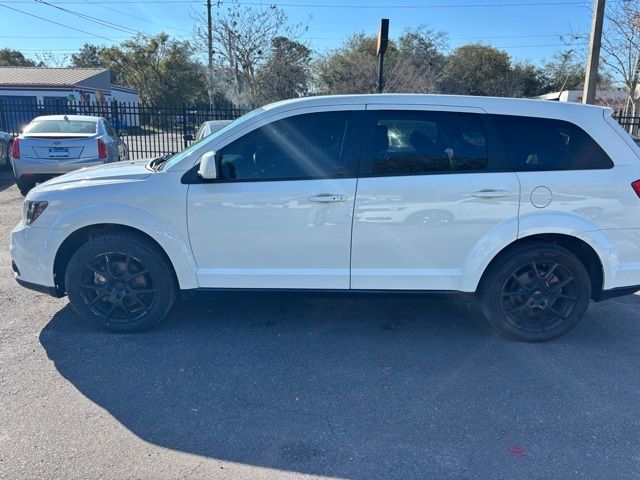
left=309, top=194, right=347, bottom=203
left=471, top=189, right=511, bottom=199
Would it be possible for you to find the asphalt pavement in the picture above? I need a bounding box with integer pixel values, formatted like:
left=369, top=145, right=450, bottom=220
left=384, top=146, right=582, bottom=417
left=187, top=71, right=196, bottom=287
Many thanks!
left=1, top=169, right=639, bottom=479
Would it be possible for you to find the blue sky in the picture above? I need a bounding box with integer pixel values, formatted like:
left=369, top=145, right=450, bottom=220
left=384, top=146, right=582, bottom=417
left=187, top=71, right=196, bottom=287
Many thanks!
left=0, top=0, right=595, bottom=66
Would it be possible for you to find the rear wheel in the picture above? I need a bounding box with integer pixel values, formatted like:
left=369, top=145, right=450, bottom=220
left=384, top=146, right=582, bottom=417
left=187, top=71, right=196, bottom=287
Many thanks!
left=65, top=232, right=177, bottom=332
left=16, top=177, right=34, bottom=196
left=479, top=241, right=591, bottom=341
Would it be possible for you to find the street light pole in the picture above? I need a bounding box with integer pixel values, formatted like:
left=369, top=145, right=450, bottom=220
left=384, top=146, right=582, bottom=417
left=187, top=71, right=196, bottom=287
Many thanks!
left=583, top=0, right=606, bottom=104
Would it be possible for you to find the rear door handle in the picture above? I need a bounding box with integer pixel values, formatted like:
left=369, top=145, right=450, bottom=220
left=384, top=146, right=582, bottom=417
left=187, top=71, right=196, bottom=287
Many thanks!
left=309, top=194, right=347, bottom=203
left=471, top=189, right=511, bottom=199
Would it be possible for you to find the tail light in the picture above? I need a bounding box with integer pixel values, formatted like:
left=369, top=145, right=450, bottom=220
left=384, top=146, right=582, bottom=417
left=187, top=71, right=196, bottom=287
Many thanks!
left=98, top=138, right=108, bottom=159
left=633, top=179, right=640, bottom=198
left=11, top=138, right=19, bottom=159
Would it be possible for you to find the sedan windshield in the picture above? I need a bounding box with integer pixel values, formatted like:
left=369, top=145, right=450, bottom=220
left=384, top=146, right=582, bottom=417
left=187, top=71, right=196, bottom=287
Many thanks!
left=24, top=119, right=97, bottom=135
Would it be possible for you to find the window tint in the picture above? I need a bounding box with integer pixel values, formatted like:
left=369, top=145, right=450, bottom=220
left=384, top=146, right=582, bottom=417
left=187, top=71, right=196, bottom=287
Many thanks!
left=218, top=111, right=358, bottom=180
left=490, top=115, right=613, bottom=171
left=25, top=119, right=97, bottom=134
left=370, top=110, right=489, bottom=175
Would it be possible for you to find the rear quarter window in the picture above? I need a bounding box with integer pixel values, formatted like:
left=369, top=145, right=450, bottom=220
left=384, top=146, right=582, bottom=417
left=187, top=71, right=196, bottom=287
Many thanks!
left=490, top=115, right=613, bottom=171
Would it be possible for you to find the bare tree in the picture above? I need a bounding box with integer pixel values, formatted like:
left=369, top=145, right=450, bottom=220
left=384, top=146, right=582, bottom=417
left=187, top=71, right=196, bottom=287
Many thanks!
left=34, top=51, right=69, bottom=68
left=192, top=0, right=307, bottom=105
left=573, top=0, right=640, bottom=114
left=601, top=0, right=640, bottom=114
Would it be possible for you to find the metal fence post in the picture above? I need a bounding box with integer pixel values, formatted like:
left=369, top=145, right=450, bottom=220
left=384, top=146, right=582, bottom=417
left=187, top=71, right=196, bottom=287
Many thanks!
left=182, top=103, right=189, bottom=150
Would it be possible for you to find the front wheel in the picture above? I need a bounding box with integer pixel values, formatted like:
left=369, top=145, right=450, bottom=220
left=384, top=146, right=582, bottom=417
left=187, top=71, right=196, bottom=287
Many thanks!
left=65, top=232, right=177, bottom=332
left=479, top=242, right=591, bottom=342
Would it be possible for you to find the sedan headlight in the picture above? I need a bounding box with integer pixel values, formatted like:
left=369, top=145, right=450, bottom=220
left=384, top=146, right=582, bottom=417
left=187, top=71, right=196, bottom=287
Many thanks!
left=23, top=201, right=48, bottom=226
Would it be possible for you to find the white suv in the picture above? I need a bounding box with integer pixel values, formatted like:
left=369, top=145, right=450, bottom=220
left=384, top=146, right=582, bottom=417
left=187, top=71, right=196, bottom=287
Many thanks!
left=10, top=95, right=640, bottom=341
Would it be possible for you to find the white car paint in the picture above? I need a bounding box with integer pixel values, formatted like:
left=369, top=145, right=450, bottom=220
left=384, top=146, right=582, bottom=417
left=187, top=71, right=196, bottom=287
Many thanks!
left=9, top=94, right=640, bottom=299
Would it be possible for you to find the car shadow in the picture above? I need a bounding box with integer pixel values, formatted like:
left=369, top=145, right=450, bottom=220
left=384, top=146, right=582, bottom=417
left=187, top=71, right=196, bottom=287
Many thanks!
left=0, top=169, right=16, bottom=192
left=39, top=291, right=640, bottom=478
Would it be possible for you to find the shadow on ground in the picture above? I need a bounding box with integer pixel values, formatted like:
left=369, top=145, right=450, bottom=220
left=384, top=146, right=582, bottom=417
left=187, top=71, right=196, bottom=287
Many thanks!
left=40, top=291, right=640, bottom=479
left=0, top=169, right=15, bottom=192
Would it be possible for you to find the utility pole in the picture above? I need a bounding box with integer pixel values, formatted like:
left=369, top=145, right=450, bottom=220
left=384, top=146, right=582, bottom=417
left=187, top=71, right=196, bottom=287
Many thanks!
left=206, top=0, right=215, bottom=108
left=583, top=0, right=606, bottom=104
left=377, top=19, right=389, bottom=94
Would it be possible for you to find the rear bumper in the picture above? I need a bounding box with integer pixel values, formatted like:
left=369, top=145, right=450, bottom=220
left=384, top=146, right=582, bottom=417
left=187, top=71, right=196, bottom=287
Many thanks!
left=13, top=156, right=105, bottom=178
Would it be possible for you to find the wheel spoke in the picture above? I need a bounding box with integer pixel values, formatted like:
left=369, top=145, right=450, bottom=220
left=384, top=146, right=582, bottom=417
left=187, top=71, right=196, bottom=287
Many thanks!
left=130, top=295, right=149, bottom=314
left=130, top=288, right=155, bottom=294
left=126, top=270, right=148, bottom=281
left=104, top=254, right=114, bottom=276
left=104, top=302, right=116, bottom=319
left=88, top=292, right=109, bottom=306
left=543, top=263, right=558, bottom=281
left=556, top=292, right=577, bottom=301
left=551, top=276, right=574, bottom=292
left=80, top=283, right=107, bottom=292
left=511, top=273, right=529, bottom=291
left=502, top=290, right=524, bottom=297
left=548, top=305, right=569, bottom=320
left=531, top=262, right=541, bottom=278
left=120, top=300, right=133, bottom=320
left=505, top=302, right=529, bottom=315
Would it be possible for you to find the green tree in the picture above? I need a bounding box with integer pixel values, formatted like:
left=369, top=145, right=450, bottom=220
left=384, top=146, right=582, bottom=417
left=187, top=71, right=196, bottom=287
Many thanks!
left=99, top=33, right=207, bottom=107
left=314, top=33, right=380, bottom=94
left=254, top=37, right=311, bottom=104
left=510, top=62, right=547, bottom=97
left=440, top=44, right=513, bottom=96
left=0, top=48, right=38, bottom=67
left=314, top=28, right=446, bottom=95
left=70, top=44, right=104, bottom=68
left=539, top=50, right=586, bottom=92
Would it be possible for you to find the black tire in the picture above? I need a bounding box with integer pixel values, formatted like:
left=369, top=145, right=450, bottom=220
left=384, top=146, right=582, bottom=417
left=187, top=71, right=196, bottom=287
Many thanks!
left=65, top=232, right=177, bottom=333
left=479, top=241, right=591, bottom=342
left=16, top=177, right=34, bottom=196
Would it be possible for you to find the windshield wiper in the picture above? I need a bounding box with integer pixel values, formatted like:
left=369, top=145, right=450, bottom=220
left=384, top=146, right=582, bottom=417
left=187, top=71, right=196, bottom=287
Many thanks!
left=149, top=153, right=174, bottom=170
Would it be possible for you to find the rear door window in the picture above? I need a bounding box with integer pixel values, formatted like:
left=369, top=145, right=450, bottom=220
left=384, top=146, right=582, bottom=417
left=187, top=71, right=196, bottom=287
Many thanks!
left=490, top=115, right=613, bottom=171
left=365, top=110, right=490, bottom=176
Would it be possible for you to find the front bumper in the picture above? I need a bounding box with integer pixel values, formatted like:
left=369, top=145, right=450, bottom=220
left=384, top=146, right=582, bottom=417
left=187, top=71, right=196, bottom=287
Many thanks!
left=13, top=156, right=105, bottom=178
left=15, top=277, right=62, bottom=297
left=10, top=221, right=66, bottom=295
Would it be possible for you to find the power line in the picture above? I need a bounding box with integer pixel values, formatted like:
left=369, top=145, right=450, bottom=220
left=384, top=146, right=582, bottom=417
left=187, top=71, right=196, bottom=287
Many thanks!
left=0, top=0, right=618, bottom=6
left=35, top=0, right=141, bottom=34
left=83, top=0, right=193, bottom=34
left=0, top=3, right=116, bottom=41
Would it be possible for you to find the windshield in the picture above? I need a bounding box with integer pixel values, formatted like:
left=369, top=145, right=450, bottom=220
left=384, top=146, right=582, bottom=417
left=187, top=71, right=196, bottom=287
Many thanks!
left=161, top=108, right=263, bottom=170
left=25, top=119, right=97, bottom=135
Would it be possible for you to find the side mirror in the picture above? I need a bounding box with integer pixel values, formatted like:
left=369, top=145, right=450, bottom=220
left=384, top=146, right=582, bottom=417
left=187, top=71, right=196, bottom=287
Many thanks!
left=198, top=151, right=218, bottom=180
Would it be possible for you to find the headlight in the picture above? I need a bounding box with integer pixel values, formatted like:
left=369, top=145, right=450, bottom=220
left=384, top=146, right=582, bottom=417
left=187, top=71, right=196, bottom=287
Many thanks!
left=23, top=201, right=48, bottom=226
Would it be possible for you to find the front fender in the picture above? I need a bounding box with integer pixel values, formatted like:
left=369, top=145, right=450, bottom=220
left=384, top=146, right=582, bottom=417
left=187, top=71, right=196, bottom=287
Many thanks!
left=50, top=203, right=198, bottom=290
